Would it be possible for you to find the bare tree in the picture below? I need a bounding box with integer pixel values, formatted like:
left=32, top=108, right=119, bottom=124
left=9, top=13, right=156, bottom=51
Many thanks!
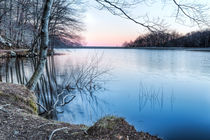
left=49, top=0, right=83, bottom=49
left=26, top=0, right=54, bottom=91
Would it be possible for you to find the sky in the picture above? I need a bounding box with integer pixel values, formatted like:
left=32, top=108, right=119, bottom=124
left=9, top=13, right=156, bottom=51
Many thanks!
left=82, top=0, right=210, bottom=47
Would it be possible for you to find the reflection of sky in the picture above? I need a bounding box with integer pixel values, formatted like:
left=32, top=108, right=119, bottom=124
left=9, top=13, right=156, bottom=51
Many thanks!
left=55, top=49, right=210, bottom=140
left=83, top=1, right=210, bottom=46
left=3, top=49, right=210, bottom=140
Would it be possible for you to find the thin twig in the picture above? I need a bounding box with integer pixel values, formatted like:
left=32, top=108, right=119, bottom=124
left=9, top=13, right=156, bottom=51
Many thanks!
left=36, top=102, right=48, bottom=113
left=48, top=127, right=69, bottom=140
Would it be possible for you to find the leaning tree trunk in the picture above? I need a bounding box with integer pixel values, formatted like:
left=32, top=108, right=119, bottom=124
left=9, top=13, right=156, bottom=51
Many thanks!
left=26, top=0, right=54, bottom=91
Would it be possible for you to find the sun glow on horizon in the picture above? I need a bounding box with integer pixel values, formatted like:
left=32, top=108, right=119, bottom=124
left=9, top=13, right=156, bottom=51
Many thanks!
left=83, top=1, right=209, bottom=47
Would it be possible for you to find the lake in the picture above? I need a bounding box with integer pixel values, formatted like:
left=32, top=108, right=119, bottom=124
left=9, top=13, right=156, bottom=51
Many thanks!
left=1, top=48, right=210, bottom=140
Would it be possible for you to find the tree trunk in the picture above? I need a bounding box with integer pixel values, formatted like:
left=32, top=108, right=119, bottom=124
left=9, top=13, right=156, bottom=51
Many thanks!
left=26, top=0, right=54, bottom=91
left=9, top=0, right=12, bottom=39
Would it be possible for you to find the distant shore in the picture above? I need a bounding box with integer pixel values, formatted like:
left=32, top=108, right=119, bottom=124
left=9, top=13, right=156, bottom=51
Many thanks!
left=130, top=47, right=210, bottom=51
left=1, top=47, right=210, bottom=59
left=60, top=46, right=210, bottom=51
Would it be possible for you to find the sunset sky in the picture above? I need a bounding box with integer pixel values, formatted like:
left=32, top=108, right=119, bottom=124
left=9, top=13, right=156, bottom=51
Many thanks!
left=82, top=0, right=209, bottom=47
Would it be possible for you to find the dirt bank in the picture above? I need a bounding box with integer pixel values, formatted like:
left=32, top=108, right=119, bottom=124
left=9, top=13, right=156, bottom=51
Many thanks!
left=0, top=82, right=161, bottom=140
left=0, top=49, right=31, bottom=58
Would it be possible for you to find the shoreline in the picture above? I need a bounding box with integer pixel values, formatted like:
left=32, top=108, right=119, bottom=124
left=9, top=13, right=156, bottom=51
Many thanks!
left=0, top=49, right=32, bottom=58
left=1, top=47, right=210, bottom=58
left=0, top=49, right=55, bottom=58
left=57, top=47, right=210, bottom=51
left=0, top=82, right=161, bottom=140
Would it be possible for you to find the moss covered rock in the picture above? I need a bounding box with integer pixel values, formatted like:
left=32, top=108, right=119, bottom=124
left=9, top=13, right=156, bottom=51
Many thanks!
left=87, top=116, right=161, bottom=140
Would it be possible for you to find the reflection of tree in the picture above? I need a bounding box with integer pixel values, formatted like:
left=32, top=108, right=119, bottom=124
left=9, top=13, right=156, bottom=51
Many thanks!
left=0, top=58, right=30, bottom=84
left=138, top=83, right=175, bottom=112
left=0, top=55, right=110, bottom=120
left=36, top=55, right=109, bottom=120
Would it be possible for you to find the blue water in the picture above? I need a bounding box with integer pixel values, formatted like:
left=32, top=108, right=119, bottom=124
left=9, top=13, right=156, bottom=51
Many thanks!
left=54, top=49, right=210, bottom=140
left=2, top=48, right=210, bottom=140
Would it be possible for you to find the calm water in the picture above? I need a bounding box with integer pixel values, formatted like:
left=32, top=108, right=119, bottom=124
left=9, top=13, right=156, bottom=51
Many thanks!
left=1, top=48, right=210, bottom=140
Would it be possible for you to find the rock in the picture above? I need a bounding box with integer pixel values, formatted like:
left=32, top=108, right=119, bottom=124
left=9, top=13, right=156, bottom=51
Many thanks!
left=87, top=116, right=161, bottom=140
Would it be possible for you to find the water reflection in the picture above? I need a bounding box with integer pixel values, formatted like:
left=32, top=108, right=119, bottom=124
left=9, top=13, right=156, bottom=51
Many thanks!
left=138, top=83, right=164, bottom=111
left=0, top=55, right=109, bottom=120
left=0, top=58, right=30, bottom=84
left=138, top=83, right=175, bottom=112
left=1, top=49, right=210, bottom=140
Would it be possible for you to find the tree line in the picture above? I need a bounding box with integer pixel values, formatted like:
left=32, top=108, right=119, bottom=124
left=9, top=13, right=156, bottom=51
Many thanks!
left=0, top=0, right=83, bottom=51
left=124, top=29, right=210, bottom=48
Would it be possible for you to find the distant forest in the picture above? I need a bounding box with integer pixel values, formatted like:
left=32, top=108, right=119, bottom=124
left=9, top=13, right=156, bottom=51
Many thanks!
left=124, top=29, right=210, bottom=48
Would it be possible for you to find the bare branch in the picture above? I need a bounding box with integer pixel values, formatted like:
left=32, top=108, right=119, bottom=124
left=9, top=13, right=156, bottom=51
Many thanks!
left=36, top=102, right=48, bottom=113
left=60, top=94, right=76, bottom=106
left=95, top=0, right=166, bottom=32
left=172, top=0, right=210, bottom=27
left=48, top=127, right=69, bottom=140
